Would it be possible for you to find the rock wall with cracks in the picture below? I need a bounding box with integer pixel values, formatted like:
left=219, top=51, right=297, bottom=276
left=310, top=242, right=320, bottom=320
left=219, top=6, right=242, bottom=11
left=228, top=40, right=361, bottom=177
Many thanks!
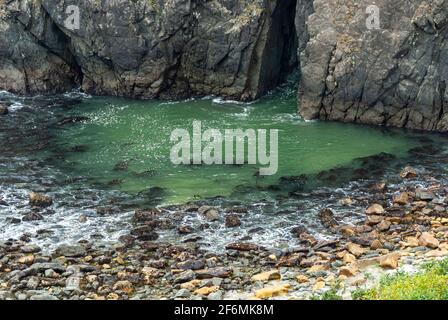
left=0, top=0, right=299, bottom=100
left=2, top=0, right=448, bottom=132
left=298, top=0, right=448, bottom=131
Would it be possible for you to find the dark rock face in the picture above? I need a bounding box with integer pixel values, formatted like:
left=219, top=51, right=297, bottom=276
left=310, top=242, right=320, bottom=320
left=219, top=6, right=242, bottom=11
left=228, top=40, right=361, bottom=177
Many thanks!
left=0, top=0, right=80, bottom=95
left=1, top=0, right=298, bottom=100
left=297, top=0, right=448, bottom=131
left=2, top=0, right=448, bottom=132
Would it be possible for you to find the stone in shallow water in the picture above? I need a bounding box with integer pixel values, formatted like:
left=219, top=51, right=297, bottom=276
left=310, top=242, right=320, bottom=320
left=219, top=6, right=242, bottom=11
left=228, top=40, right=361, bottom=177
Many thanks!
left=225, top=214, right=241, bottom=228
left=29, top=192, right=53, bottom=207
left=22, top=212, right=43, bottom=221
left=400, top=166, right=417, bottom=179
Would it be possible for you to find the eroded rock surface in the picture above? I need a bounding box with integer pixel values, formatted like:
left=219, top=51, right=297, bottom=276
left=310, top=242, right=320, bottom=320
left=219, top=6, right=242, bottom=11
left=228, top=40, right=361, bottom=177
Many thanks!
left=298, top=0, right=448, bottom=131
left=1, top=0, right=298, bottom=100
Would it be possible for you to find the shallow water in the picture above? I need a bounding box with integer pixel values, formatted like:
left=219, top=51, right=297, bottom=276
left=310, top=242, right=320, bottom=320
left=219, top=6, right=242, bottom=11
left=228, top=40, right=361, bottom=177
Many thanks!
left=48, top=82, right=419, bottom=204
left=1, top=83, right=447, bottom=251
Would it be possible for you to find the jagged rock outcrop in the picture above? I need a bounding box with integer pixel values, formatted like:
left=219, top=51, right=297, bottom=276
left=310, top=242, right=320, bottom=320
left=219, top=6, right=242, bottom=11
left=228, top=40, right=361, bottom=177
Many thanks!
left=2, top=0, right=448, bottom=132
left=1, top=0, right=298, bottom=100
left=0, top=0, right=80, bottom=94
left=298, top=0, right=448, bottom=131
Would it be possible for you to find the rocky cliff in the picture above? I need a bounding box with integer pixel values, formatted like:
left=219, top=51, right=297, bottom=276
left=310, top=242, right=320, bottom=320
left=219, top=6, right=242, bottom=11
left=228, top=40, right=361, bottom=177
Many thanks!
left=1, top=0, right=448, bottom=131
left=298, top=0, right=448, bottom=131
left=1, top=0, right=298, bottom=100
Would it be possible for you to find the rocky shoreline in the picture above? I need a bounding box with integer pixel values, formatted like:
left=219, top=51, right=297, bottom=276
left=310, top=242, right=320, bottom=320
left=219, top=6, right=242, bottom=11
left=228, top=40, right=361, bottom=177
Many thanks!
left=1, top=164, right=448, bottom=300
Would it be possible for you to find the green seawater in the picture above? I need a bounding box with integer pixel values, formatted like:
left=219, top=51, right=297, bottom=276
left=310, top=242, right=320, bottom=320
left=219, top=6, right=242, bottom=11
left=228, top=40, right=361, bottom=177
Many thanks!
left=50, top=84, right=421, bottom=204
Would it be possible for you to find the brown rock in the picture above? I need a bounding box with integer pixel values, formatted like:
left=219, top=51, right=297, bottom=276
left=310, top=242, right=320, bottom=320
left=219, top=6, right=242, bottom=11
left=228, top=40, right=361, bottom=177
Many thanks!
left=418, top=232, right=440, bottom=249
left=251, top=270, right=281, bottom=282
left=400, top=166, right=417, bottom=179
left=16, top=255, right=35, bottom=265
left=29, top=192, right=53, bottom=207
left=366, top=215, right=384, bottom=226
left=255, top=284, right=290, bottom=299
left=346, top=243, right=367, bottom=257
left=393, top=192, right=410, bottom=205
left=195, top=267, right=232, bottom=279
left=370, top=239, right=383, bottom=250
left=296, top=275, right=309, bottom=283
left=365, top=204, right=385, bottom=215
left=339, top=265, right=358, bottom=277
left=225, top=214, right=241, bottom=228
left=112, top=280, right=133, bottom=295
left=377, top=220, right=391, bottom=231
left=194, top=286, right=219, bottom=296
left=339, top=226, right=357, bottom=237
left=379, top=253, right=400, bottom=269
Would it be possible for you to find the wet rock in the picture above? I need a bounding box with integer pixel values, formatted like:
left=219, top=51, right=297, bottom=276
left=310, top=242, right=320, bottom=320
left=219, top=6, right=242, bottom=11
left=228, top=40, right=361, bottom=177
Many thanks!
left=22, top=212, right=44, bottom=222
left=29, top=192, right=52, bottom=207
left=365, top=204, right=385, bottom=215
left=177, top=225, right=194, bottom=234
left=346, top=243, right=367, bottom=258
left=198, top=206, right=220, bottom=221
left=291, top=224, right=309, bottom=237
left=0, top=104, right=9, bottom=115
left=96, top=206, right=120, bottom=215
left=400, top=166, right=417, bottom=179
left=195, top=267, right=232, bottom=279
left=132, top=208, right=160, bottom=222
left=377, top=220, right=391, bottom=231
left=54, top=244, right=86, bottom=258
left=225, top=214, right=241, bottom=228
left=225, top=242, right=259, bottom=251
left=130, top=226, right=159, bottom=241
left=277, top=253, right=304, bottom=267
left=318, top=208, right=338, bottom=228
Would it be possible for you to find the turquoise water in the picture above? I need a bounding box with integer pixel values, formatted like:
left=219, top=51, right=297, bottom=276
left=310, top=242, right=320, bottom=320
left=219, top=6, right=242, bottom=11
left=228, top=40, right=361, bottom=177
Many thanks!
left=51, top=84, right=418, bottom=204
